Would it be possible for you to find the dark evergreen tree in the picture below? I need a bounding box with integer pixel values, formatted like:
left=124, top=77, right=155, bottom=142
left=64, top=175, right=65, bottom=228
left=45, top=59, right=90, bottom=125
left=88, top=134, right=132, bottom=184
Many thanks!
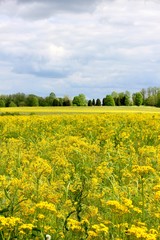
left=102, top=98, right=105, bottom=106
left=96, top=98, right=101, bottom=106
left=88, top=100, right=92, bottom=106
left=92, top=99, right=95, bottom=106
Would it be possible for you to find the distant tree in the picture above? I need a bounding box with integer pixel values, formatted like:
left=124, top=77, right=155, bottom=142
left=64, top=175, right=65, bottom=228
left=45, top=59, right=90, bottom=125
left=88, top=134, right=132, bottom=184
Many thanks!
left=111, top=91, right=118, bottom=105
left=5, top=95, right=13, bottom=107
left=38, top=97, right=46, bottom=106
left=45, top=92, right=56, bottom=106
left=145, top=96, right=157, bottom=106
left=156, top=92, right=160, bottom=107
left=102, top=98, right=105, bottom=106
left=26, top=95, right=39, bottom=106
left=103, top=95, right=115, bottom=106
left=12, top=93, right=26, bottom=106
left=92, top=99, right=95, bottom=106
left=78, top=94, right=87, bottom=106
left=63, top=96, right=72, bottom=106
left=52, top=98, right=60, bottom=106
left=18, top=101, right=26, bottom=107
left=134, top=92, right=143, bottom=106
left=88, top=100, right=92, bottom=106
left=140, top=88, right=147, bottom=105
left=111, top=91, right=119, bottom=99
left=119, top=92, right=125, bottom=106
left=124, top=95, right=130, bottom=106
left=132, top=93, right=136, bottom=104
left=125, top=91, right=131, bottom=98
left=0, top=99, right=5, bottom=107
left=116, top=97, right=121, bottom=106
left=49, top=92, right=56, bottom=99
left=9, top=101, right=17, bottom=107
left=147, top=87, right=152, bottom=98
left=96, top=98, right=101, bottom=106
left=58, top=98, right=63, bottom=106
left=72, top=94, right=87, bottom=106
left=72, top=96, right=79, bottom=106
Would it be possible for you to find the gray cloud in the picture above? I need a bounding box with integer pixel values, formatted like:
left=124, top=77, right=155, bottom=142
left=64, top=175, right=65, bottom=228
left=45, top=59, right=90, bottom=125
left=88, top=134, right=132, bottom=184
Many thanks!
left=17, top=0, right=100, bottom=11
left=0, top=0, right=103, bottom=20
left=0, top=0, right=160, bottom=98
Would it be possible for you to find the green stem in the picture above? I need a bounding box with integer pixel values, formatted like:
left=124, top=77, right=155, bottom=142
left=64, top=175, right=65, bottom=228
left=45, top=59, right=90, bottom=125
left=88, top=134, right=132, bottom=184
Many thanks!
left=141, top=177, right=145, bottom=221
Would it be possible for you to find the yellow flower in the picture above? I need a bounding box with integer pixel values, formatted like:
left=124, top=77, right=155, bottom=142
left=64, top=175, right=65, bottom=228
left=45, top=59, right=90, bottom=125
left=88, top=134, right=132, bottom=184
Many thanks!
left=107, top=200, right=129, bottom=214
left=37, top=214, right=45, bottom=219
left=154, top=191, right=160, bottom=201
left=36, top=201, right=57, bottom=213
left=88, top=205, right=98, bottom=217
left=19, top=223, right=34, bottom=231
left=132, top=165, right=155, bottom=176
left=67, top=219, right=82, bottom=231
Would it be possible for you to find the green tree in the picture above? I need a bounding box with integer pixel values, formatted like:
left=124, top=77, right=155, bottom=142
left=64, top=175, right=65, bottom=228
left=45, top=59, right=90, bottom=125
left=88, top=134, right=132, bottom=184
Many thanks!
left=63, top=96, right=72, bottom=106
left=58, top=98, right=63, bottom=106
left=111, top=91, right=119, bottom=105
left=140, top=88, right=146, bottom=105
left=5, top=95, right=13, bottom=107
left=124, top=95, right=130, bottom=106
left=0, top=99, right=5, bottom=107
left=49, top=92, right=56, bottom=99
left=134, top=92, right=143, bottom=106
left=72, top=94, right=87, bottom=106
left=45, top=92, right=56, bottom=106
left=26, top=95, right=39, bottom=106
left=9, top=101, right=17, bottom=107
left=111, top=91, right=119, bottom=99
left=12, top=93, right=26, bottom=106
left=38, top=97, right=46, bottom=106
left=156, top=92, right=160, bottom=107
left=103, top=95, right=115, bottom=106
left=52, top=98, right=60, bottom=106
left=145, top=96, right=157, bottom=106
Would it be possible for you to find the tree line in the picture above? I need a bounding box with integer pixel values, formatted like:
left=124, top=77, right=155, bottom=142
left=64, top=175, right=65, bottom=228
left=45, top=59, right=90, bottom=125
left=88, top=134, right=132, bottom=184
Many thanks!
left=0, top=87, right=160, bottom=107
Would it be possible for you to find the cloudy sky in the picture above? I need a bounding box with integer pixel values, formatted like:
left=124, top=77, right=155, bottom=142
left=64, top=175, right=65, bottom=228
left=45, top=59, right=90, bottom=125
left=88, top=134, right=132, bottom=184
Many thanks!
left=0, top=0, right=160, bottom=99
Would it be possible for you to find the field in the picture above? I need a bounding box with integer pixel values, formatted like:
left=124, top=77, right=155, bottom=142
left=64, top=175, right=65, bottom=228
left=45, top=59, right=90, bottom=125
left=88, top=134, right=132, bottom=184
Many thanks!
left=0, top=106, right=160, bottom=115
left=0, top=108, right=160, bottom=239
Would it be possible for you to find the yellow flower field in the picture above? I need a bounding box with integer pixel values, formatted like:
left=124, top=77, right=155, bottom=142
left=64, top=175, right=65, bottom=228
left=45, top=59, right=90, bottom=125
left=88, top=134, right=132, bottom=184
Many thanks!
left=0, top=113, right=160, bottom=239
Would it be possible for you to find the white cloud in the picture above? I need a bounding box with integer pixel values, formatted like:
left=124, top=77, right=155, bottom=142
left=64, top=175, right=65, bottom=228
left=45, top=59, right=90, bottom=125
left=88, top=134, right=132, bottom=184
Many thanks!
left=0, top=0, right=160, bottom=98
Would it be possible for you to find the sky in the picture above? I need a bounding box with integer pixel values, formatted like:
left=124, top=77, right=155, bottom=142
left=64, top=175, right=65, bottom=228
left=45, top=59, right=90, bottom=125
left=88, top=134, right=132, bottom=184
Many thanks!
left=0, top=0, right=160, bottom=99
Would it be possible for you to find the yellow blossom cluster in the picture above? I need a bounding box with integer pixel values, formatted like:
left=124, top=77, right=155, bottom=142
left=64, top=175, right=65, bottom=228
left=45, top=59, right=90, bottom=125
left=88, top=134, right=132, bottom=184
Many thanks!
left=0, top=113, right=160, bottom=239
